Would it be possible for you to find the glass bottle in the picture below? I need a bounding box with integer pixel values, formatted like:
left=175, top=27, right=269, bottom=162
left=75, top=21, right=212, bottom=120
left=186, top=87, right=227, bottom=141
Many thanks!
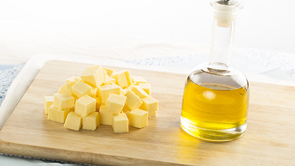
left=180, top=0, right=248, bottom=142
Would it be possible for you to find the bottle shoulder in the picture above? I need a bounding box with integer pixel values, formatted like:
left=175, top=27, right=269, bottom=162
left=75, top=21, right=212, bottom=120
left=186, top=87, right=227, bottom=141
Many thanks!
left=188, top=63, right=249, bottom=90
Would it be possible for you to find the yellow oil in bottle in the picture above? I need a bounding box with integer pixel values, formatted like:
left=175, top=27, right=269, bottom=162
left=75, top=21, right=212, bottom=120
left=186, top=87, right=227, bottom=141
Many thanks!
left=181, top=79, right=249, bottom=142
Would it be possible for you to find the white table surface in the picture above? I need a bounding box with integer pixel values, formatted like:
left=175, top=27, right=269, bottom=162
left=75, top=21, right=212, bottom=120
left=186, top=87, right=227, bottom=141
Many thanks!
left=1, top=0, right=295, bottom=54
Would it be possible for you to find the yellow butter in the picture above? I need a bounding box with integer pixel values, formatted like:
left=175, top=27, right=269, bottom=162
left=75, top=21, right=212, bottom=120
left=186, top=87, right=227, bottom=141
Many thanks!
left=70, top=97, right=77, bottom=112
left=124, top=90, right=143, bottom=111
left=48, top=105, right=70, bottom=123
left=66, top=76, right=76, bottom=83
left=106, top=94, right=127, bottom=114
left=116, top=70, right=132, bottom=88
left=103, top=67, right=115, bottom=77
left=103, top=75, right=116, bottom=86
left=125, top=111, right=130, bottom=118
left=94, top=97, right=101, bottom=111
left=130, top=86, right=149, bottom=99
left=140, top=96, right=159, bottom=118
left=66, top=76, right=82, bottom=83
left=44, top=96, right=54, bottom=115
left=129, top=109, right=148, bottom=128
left=53, top=93, right=75, bottom=110
left=106, top=82, right=116, bottom=86
left=125, top=86, right=133, bottom=91
left=58, top=81, right=76, bottom=97
left=44, top=65, right=159, bottom=133
left=120, top=88, right=127, bottom=95
left=75, top=95, right=96, bottom=117
left=82, top=112, right=100, bottom=130
left=112, top=113, right=129, bottom=133
left=91, top=88, right=98, bottom=98
left=72, top=80, right=92, bottom=98
left=64, top=112, right=82, bottom=131
left=122, top=105, right=130, bottom=113
left=131, top=76, right=147, bottom=85
left=74, top=77, right=82, bottom=82
left=111, top=73, right=119, bottom=85
left=70, top=106, right=75, bottom=112
left=99, top=105, right=113, bottom=125
left=98, top=85, right=121, bottom=105
left=138, top=83, right=151, bottom=96
left=80, top=65, right=104, bottom=88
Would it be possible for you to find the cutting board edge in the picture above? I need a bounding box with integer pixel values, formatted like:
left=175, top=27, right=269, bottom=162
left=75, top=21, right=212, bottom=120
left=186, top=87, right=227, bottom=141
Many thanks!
left=0, top=138, right=192, bottom=166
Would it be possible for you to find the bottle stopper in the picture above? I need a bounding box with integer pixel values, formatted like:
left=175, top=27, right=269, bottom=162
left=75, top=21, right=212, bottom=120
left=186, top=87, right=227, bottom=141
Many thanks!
left=211, top=0, right=243, bottom=27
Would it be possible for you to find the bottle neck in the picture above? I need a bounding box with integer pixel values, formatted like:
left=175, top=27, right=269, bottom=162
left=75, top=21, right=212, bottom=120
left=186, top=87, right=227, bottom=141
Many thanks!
left=208, top=18, right=235, bottom=71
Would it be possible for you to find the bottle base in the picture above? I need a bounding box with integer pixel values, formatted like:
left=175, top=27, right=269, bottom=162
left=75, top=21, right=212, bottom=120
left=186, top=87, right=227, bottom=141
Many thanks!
left=180, top=117, right=247, bottom=142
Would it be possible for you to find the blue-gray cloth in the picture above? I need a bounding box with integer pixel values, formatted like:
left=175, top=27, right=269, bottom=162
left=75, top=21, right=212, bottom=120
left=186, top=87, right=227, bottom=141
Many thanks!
left=0, top=64, right=25, bottom=107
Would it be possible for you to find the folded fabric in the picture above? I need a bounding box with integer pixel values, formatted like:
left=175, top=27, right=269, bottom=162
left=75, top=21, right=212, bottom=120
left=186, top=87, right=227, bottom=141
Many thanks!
left=0, top=63, right=25, bottom=107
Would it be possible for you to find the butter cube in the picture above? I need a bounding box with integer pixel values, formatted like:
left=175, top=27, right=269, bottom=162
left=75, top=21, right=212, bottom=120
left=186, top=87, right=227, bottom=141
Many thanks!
left=124, top=90, right=143, bottom=111
left=140, top=96, right=159, bottom=118
left=125, top=85, right=133, bottom=91
left=53, top=93, right=75, bottom=110
left=125, top=111, right=130, bottom=118
left=44, top=96, right=54, bottom=115
left=129, top=109, right=148, bottom=128
left=131, top=76, right=147, bottom=85
left=75, top=95, right=96, bottom=117
left=80, top=65, right=104, bottom=88
left=98, top=85, right=120, bottom=105
left=74, top=77, right=82, bottom=82
left=102, top=82, right=115, bottom=86
left=66, top=76, right=76, bottom=83
left=70, top=106, right=75, bottom=112
left=103, top=67, right=115, bottom=77
left=82, top=112, right=100, bottom=130
left=124, top=86, right=133, bottom=95
left=112, top=113, right=129, bottom=133
left=103, top=75, right=116, bottom=86
left=48, top=105, right=70, bottom=123
left=138, top=83, right=151, bottom=95
left=94, top=97, right=101, bottom=111
left=64, top=112, right=82, bottom=131
left=122, top=105, right=130, bottom=113
left=100, top=105, right=113, bottom=125
left=120, top=88, right=127, bottom=95
left=72, top=80, right=92, bottom=98
left=130, top=86, right=149, bottom=99
left=106, top=94, right=127, bottom=114
left=58, top=82, right=76, bottom=97
left=111, top=73, right=119, bottom=85
left=116, top=70, right=132, bottom=88
left=91, top=88, right=97, bottom=97
left=66, top=76, right=81, bottom=83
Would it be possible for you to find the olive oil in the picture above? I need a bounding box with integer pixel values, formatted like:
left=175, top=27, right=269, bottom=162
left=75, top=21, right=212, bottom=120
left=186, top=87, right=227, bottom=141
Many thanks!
left=180, top=0, right=247, bottom=141
left=181, top=79, right=249, bottom=142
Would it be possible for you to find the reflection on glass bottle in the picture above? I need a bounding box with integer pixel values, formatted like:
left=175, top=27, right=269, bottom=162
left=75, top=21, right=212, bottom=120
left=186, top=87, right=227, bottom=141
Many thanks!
left=180, top=0, right=249, bottom=142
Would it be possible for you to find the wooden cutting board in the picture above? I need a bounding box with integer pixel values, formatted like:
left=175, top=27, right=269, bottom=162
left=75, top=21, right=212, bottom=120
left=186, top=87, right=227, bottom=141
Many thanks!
left=0, top=60, right=295, bottom=166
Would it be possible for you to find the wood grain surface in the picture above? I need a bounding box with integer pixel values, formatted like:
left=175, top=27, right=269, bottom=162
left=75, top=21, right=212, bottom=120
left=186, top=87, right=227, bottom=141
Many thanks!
left=0, top=60, right=295, bottom=166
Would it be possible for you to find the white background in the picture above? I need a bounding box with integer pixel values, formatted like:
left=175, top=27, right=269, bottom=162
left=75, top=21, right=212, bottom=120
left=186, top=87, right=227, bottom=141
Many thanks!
left=0, top=0, right=294, bottom=54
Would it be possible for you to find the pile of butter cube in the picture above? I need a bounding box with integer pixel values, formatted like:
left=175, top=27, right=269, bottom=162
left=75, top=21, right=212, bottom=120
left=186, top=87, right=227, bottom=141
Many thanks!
left=43, top=65, right=159, bottom=133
